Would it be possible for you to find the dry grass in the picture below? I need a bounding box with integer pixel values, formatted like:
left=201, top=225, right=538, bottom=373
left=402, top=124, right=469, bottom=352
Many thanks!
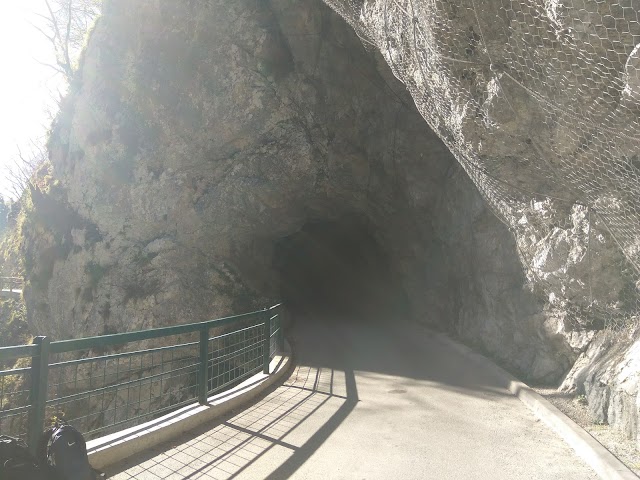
left=535, top=387, right=640, bottom=475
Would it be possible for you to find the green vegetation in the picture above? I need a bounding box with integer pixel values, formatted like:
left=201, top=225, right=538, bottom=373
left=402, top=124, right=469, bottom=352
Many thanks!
left=0, top=195, right=31, bottom=346
left=0, top=193, right=30, bottom=351
left=0, top=197, right=9, bottom=234
left=0, top=298, right=28, bottom=348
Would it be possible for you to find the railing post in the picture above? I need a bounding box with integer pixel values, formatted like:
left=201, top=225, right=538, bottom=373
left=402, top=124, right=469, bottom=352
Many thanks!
left=28, top=336, right=50, bottom=455
left=198, top=327, right=209, bottom=405
left=262, top=309, right=271, bottom=374
left=276, top=314, right=284, bottom=352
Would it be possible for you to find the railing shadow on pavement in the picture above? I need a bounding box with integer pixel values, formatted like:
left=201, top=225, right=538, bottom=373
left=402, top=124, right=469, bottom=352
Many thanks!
left=106, top=363, right=358, bottom=480
left=105, top=309, right=521, bottom=480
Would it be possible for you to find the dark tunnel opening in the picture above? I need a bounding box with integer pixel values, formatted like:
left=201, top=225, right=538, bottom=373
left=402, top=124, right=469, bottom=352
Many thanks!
left=273, top=218, right=408, bottom=321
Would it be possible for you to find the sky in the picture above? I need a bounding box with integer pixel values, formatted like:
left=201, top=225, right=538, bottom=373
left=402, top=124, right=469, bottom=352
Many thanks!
left=0, top=1, right=67, bottom=199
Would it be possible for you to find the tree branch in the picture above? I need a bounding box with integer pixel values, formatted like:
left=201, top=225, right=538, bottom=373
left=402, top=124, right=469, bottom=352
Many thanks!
left=64, top=0, right=73, bottom=75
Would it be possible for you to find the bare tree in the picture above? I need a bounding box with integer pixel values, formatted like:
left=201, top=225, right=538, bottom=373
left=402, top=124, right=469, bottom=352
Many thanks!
left=33, top=0, right=101, bottom=82
left=3, top=1, right=102, bottom=200
left=5, top=140, right=49, bottom=200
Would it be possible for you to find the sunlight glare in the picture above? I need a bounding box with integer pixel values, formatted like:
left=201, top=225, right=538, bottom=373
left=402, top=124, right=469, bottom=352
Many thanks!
left=0, top=0, right=66, bottom=198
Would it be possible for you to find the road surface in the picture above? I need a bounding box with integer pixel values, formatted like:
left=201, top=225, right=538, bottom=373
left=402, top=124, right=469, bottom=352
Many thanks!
left=108, top=314, right=597, bottom=479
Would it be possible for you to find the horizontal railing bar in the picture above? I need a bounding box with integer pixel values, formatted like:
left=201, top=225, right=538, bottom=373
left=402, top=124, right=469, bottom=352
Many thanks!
left=0, top=344, right=38, bottom=362
left=83, top=397, right=197, bottom=437
left=208, top=321, right=264, bottom=343
left=0, top=390, right=31, bottom=398
left=0, top=404, right=32, bottom=416
left=70, top=385, right=194, bottom=428
left=46, top=362, right=200, bottom=405
left=211, top=354, right=263, bottom=380
left=47, top=359, right=199, bottom=391
left=50, top=309, right=267, bottom=354
left=0, top=366, right=32, bottom=376
left=58, top=362, right=196, bottom=398
left=47, top=363, right=198, bottom=405
left=49, top=342, right=200, bottom=368
left=0, top=303, right=282, bottom=441
left=209, top=341, right=263, bottom=364
left=0, top=388, right=31, bottom=398
left=0, top=305, right=278, bottom=358
left=208, top=365, right=262, bottom=395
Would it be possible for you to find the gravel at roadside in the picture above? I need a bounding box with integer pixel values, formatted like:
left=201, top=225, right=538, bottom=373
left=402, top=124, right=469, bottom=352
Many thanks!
left=535, top=388, right=640, bottom=477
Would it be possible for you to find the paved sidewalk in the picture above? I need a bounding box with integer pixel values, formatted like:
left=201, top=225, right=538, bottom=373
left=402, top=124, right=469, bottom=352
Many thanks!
left=107, top=316, right=599, bottom=479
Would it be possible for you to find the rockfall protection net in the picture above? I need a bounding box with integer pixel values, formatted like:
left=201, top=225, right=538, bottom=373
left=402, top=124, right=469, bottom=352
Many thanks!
left=323, top=0, right=640, bottom=331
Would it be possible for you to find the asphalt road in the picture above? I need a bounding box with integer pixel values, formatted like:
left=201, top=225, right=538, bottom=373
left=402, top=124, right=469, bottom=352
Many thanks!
left=109, top=314, right=598, bottom=479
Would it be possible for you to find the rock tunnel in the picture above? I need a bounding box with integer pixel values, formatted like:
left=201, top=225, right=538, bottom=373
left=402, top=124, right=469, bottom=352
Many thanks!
left=273, top=217, right=407, bottom=319
left=25, top=0, right=640, bottom=439
left=24, top=0, right=569, bottom=386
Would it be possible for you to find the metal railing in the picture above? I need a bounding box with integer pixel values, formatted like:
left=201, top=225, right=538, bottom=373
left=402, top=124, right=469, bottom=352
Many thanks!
left=0, top=304, right=283, bottom=453
left=0, top=277, right=23, bottom=292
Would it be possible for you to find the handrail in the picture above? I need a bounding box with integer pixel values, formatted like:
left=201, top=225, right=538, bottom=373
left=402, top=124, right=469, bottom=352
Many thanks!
left=0, top=344, right=38, bottom=362
left=50, top=309, right=264, bottom=354
left=0, top=277, right=23, bottom=292
left=0, top=304, right=284, bottom=454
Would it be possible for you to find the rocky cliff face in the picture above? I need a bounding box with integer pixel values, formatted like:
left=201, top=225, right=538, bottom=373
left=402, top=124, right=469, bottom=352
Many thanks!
left=323, top=0, right=640, bottom=444
left=22, top=0, right=636, bottom=442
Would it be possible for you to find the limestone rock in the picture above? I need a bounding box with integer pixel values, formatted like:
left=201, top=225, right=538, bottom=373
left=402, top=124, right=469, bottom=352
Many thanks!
left=22, top=0, right=572, bottom=385
left=22, top=0, right=640, bottom=436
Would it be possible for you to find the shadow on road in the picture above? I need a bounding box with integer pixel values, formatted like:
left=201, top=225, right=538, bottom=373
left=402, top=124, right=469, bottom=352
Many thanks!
left=107, top=310, right=516, bottom=480
left=107, top=359, right=358, bottom=480
left=291, top=310, right=513, bottom=398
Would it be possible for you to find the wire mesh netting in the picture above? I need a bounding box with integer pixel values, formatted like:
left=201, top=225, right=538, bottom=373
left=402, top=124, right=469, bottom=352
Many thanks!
left=0, top=364, right=31, bottom=440
left=270, top=314, right=281, bottom=357
left=46, top=340, right=201, bottom=440
left=46, top=322, right=272, bottom=440
left=208, top=322, right=267, bottom=394
left=323, top=0, right=640, bottom=331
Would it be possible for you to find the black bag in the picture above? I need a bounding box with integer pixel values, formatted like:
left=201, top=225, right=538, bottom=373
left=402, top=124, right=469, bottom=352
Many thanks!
left=0, top=434, right=48, bottom=480
left=39, top=423, right=103, bottom=480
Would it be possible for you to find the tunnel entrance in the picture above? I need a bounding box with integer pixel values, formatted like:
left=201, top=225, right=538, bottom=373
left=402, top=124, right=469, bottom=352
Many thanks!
left=273, top=218, right=407, bottom=320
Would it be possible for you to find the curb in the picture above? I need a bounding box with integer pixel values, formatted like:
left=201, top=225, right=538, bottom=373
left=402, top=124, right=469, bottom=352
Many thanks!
left=433, top=332, right=638, bottom=480
left=87, top=344, right=293, bottom=470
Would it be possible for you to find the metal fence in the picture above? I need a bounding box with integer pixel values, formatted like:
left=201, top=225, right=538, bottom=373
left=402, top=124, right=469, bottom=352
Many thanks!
left=0, top=304, right=283, bottom=452
left=0, top=277, right=23, bottom=292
